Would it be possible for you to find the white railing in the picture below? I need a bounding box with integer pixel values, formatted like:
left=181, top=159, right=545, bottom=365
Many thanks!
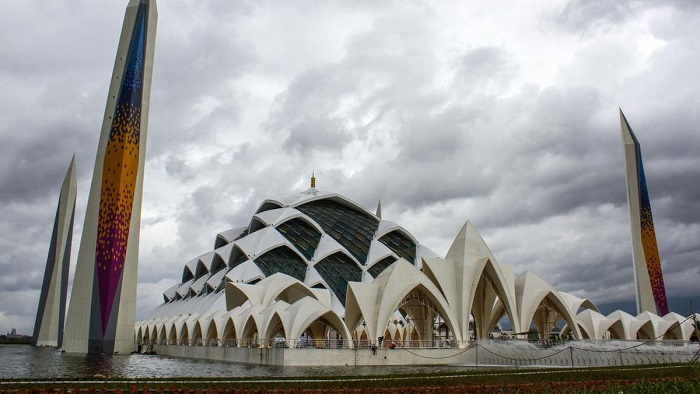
left=137, top=337, right=693, bottom=349
left=144, top=338, right=463, bottom=349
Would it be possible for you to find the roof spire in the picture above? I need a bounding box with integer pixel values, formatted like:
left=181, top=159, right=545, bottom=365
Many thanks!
left=310, top=171, right=316, bottom=189
left=375, top=200, right=382, bottom=219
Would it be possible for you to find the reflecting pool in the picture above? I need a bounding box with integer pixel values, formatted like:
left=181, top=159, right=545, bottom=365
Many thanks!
left=0, top=345, right=466, bottom=379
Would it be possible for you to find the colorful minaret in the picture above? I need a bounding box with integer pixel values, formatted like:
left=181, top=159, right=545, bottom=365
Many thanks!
left=620, top=109, right=669, bottom=316
left=63, top=0, right=157, bottom=354
left=32, top=156, right=77, bottom=347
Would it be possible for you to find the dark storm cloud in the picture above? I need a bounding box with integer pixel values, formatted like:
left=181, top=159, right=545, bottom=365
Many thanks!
left=454, top=47, right=516, bottom=94
left=2, top=0, right=700, bottom=332
left=556, top=0, right=699, bottom=34
left=556, top=0, right=631, bottom=32
left=147, top=2, right=256, bottom=158
left=282, top=113, right=353, bottom=154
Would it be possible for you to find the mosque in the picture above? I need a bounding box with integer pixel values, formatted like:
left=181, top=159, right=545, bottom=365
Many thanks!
left=31, top=0, right=697, bottom=364
left=132, top=168, right=695, bottom=366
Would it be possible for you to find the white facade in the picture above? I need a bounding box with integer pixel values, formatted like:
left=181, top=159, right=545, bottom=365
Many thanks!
left=136, top=183, right=700, bottom=362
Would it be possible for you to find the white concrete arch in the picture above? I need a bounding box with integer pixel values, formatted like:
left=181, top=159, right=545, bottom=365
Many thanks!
left=226, top=260, right=265, bottom=284
left=215, top=227, right=246, bottom=249
left=663, top=312, right=694, bottom=340
left=284, top=297, right=352, bottom=346
left=423, top=221, right=520, bottom=343
left=176, top=278, right=195, bottom=299
left=189, top=274, right=210, bottom=297
left=636, top=311, right=674, bottom=340
left=226, top=273, right=319, bottom=311
left=514, top=271, right=581, bottom=339
left=206, top=269, right=227, bottom=293
left=163, top=283, right=179, bottom=303
left=558, top=292, right=600, bottom=315
left=195, top=252, right=215, bottom=279
left=375, top=220, right=417, bottom=244
left=366, top=240, right=396, bottom=267
left=345, top=259, right=463, bottom=347
left=234, top=227, right=291, bottom=260
left=576, top=309, right=614, bottom=340
left=257, top=301, right=292, bottom=340
left=313, top=237, right=362, bottom=268
left=607, top=310, right=645, bottom=340
left=471, top=258, right=519, bottom=340
left=238, top=305, right=266, bottom=340
left=217, top=308, right=245, bottom=343
left=183, top=258, right=199, bottom=282
left=136, top=326, right=145, bottom=344
left=254, top=199, right=285, bottom=215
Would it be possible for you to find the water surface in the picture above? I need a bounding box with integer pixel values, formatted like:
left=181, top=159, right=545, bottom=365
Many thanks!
left=0, top=345, right=465, bottom=379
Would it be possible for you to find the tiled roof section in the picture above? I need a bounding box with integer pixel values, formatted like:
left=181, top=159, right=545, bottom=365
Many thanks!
left=367, top=256, right=397, bottom=278
left=254, top=246, right=308, bottom=282
left=296, top=199, right=379, bottom=265
left=275, top=218, right=321, bottom=260
left=313, top=252, right=362, bottom=306
left=378, top=230, right=416, bottom=264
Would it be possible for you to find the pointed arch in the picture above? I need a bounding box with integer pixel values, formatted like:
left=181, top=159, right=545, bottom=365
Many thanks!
left=515, top=271, right=581, bottom=339
left=345, top=259, right=463, bottom=348
left=191, top=321, right=204, bottom=345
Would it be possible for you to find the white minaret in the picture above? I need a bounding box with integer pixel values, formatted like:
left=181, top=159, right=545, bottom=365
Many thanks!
left=63, top=0, right=157, bottom=354
left=620, top=109, right=668, bottom=316
left=32, top=156, right=77, bottom=347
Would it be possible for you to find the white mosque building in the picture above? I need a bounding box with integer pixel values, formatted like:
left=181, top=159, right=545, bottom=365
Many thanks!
left=134, top=175, right=696, bottom=365
left=27, top=0, right=694, bottom=364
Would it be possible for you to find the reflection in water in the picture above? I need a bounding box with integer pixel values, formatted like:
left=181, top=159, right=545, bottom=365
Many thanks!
left=0, top=345, right=465, bottom=379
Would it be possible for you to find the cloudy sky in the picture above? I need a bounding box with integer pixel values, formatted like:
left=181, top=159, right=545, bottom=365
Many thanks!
left=1, top=0, right=699, bottom=334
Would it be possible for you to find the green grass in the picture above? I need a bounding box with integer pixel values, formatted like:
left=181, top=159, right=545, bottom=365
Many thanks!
left=1, top=363, right=699, bottom=393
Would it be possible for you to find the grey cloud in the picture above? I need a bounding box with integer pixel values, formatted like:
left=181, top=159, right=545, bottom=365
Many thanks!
left=454, top=47, right=516, bottom=94
left=2, top=0, right=700, bottom=334
left=283, top=116, right=353, bottom=155
left=555, top=0, right=699, bottom=35
left=555, top=0, right=631, bottom=33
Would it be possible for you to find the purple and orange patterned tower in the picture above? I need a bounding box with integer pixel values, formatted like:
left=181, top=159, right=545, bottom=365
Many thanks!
left=63, top=0, right=157, bottom=354
left=620, top=109, right=669, bottom=316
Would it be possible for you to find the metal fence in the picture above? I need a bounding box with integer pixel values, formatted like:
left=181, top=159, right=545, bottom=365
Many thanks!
left=471, top=340, right=700, bottom=368
left=139, top=338, right=700, bottom=367
left=145, top=338, right=462, bottom=349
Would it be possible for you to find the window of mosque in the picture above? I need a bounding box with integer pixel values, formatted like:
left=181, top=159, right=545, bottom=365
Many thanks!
left=275, top=218, right=321, bottom=260
left=195, top=260, right=208, bottom=280
left=256, top=201, right=284, bottom=214
left=247, top=217, right=266, bottom=235
left=210, top=254, right=227, bottom=275
left=229, top=246, right=249, bottom=269
left=182, top=267, right=194, bottom=283
left=214, top=234, right=229, bottom=249
left=314, top=252, right=362, bottom=306
left=233, top=228, right=248, bottom=241
left=254, top=246, right=308, bottom=282
left=367, top=256, right=398, bottom=278
left=296, top=199, right=379, bottom=265
left=378, top=231, right=416, bottom=264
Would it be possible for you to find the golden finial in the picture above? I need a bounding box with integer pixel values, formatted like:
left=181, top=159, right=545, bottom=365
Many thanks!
left=310, top=171, right=316, bottom=188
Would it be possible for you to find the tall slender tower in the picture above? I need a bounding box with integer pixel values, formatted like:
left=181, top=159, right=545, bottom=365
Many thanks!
left=32, top=156, right=77, bottom=347
left=620, top=109, right=669, bottom=316
left=63, top=0, right=157, bottom=354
